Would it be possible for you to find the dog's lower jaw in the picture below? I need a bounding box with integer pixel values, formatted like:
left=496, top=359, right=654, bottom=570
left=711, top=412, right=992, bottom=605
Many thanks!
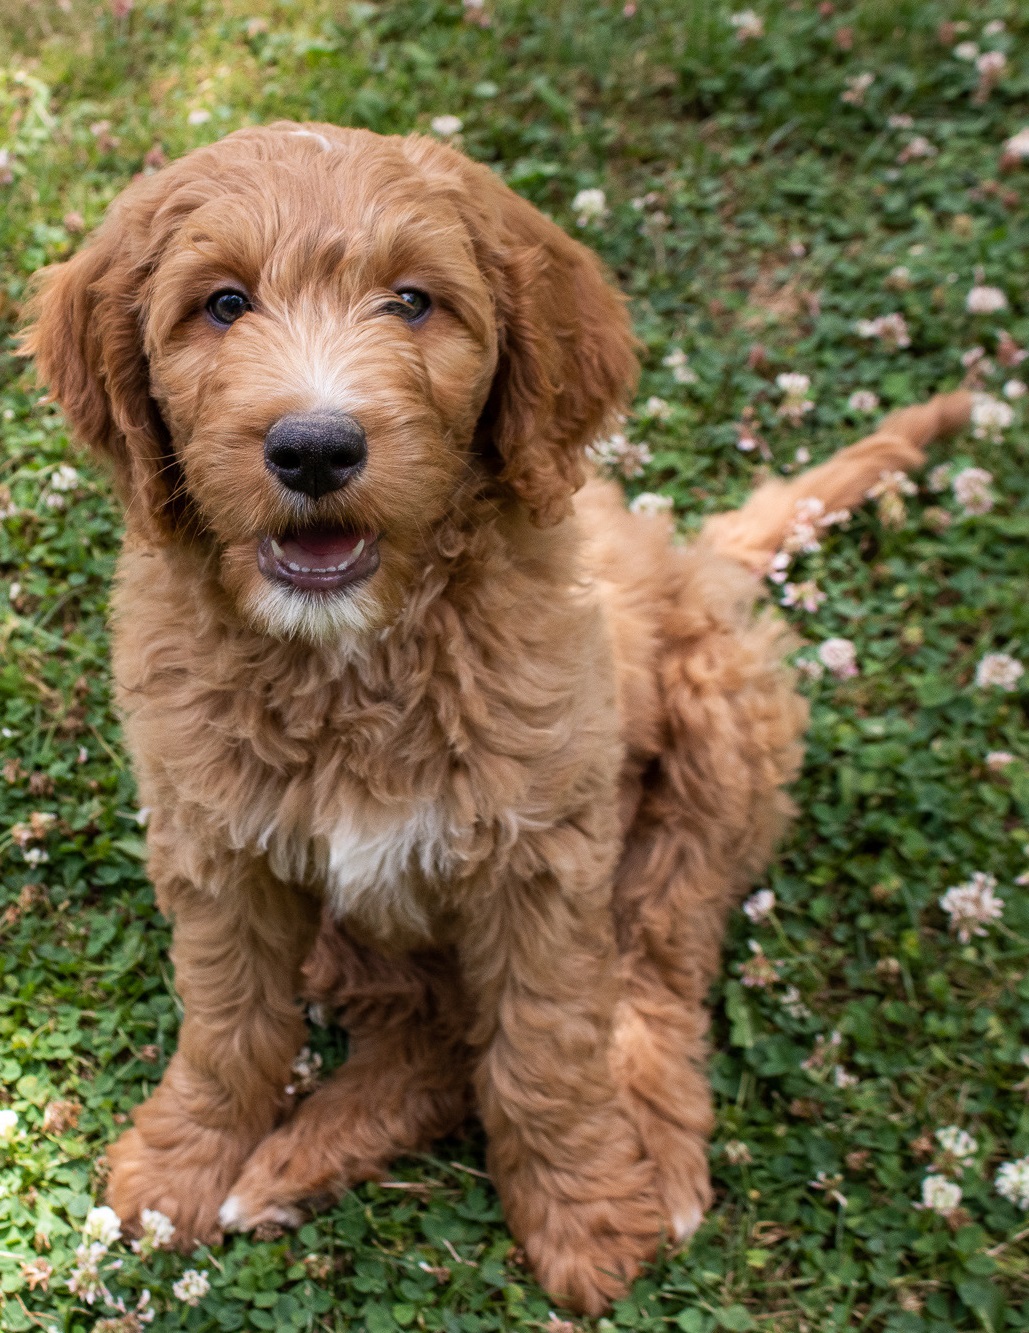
left=242, top=575, right=383, bottom=643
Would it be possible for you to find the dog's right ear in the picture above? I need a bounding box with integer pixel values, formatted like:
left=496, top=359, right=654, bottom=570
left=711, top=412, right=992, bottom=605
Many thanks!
left=20, top=204, right=182, bottom=540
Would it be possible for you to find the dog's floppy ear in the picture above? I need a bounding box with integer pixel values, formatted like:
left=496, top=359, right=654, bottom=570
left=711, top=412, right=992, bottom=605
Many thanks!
left=485, top=188, right=638, bottom=525
left=20, top=194, right=182, bottom=541
left=398, top=129, right=641, bottom=528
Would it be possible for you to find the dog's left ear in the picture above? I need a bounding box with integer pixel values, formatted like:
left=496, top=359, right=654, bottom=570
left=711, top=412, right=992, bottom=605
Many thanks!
left=405, top=136, right=638, bottom=527
left=486, top=188, right=638, bottom=525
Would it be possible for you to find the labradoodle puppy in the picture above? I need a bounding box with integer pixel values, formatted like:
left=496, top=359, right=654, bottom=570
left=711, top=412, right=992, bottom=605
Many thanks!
left=22, top=122, right=970, bottom=1314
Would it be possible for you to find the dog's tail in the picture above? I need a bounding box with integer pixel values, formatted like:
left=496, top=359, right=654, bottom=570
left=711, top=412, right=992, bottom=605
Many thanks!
left=699, top=390, right=972, bottom=573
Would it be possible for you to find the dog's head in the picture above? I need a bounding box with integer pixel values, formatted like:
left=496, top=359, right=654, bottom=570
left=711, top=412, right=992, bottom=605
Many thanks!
left=21, top=123, right=636, bottom=641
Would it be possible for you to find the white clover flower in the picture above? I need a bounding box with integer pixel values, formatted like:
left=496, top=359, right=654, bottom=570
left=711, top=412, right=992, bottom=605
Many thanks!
left=781, top=985, right=812, bottom=1019
left=571, top=187, right=607, bottom=226
left=43, top=492, right=66, bottom=510
left=833, top=1065, right=858, bottom=1089
left=818, top=637, right=858, bottom=680
left=986, top=751, right=1016, bottom=770
left=285, top=1045, right=323, bottom=1096
left=766, top=549, right=792, bottom=584
left=781, top=580, right=825, bottom=613
left=855, top=312, right=912, bottom=347
left=983, top=19, right=1006, bottom=36
left=936, top=1126, right=978, bottom=1160
left=776, top=372, right=814, bottom=423
left=742, top=888, right=776, bottom=923
left=940, top=872, right=1004, bottom=943
left=587, top=432, right=652, bottom=480
left=173, top=1269, right=211, bottom=1305
left=776, top=371, right=810, bottom=397
left=953, top=41, right=980, bottom=61
left=927, top=463, right=952, bottom=493
left=995, top=1157, right=1029, bottom=1210
left=976, top=50, right=1006, bottom=78
left=136, top=1208, right=175, bottom=1251
left=729, top=9, right=763, bottom=39
left=1002, top=127, right=1029, bottom=164
left=848, top=389, right=880, bottom=413
left=885, top=264, right=912, bottom=290
left=22, top=847, right=49, bottom=866
left=951, top=466, right=994, bottom=516
left=888, top=113, right=915, bottom=130
left=629, top=492, right=674, bottom=518
left=50, top=464, right=80, bottom=492
left=641, top=395, right=672, bottom=421
left=724, top=1139, right=753, bottom=1165
left=975, top=652, right=1024, bottom=691
left=0, top=1109, right=17, bottom=1142
left=971, top=392, right=1014, bottom=442
left=187, top=108, right=211, bottom=126
left=661, top=347, right=698, bottom=384
left=430, top=114, right=463, bottom=137
left=795, top=658, right=824, bottom=683
left=898, top=136, right=936, bottom=163
left=67, top=1241, right=109, bottom=1304
left=83, top=1205, right=122, bottom=1247
left=1003, top=379, right=1026, bottom=399
left=802, top=1031, right=842, bottom=1077
left=867, top=469, right=917, bottom=501
left=920, top=1174, right=962, bottom=1213
left=966, top=284, right=1008, bottom=314
left=841, top=72, right=874, bottom=105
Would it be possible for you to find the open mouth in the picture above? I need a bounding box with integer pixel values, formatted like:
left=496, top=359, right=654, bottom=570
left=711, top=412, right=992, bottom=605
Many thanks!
left=256, top=526, right=380, bottom=593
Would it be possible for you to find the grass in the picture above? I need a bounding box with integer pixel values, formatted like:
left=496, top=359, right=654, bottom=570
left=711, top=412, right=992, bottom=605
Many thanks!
left=1, top=1, right=1028, bottom=1329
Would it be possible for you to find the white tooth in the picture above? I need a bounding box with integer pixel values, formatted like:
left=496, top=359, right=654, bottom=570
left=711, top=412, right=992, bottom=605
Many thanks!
left=270, top=538, right=285, bottom=559
left=300, top=566, right=311, bottom=573
left=337, top=538, right=365, bottom=572
left=287, top=561, right=302, bottom=572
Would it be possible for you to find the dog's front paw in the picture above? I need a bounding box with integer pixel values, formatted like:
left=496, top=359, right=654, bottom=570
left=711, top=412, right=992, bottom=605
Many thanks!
left=221, top=1121, right=348, bottom=1236
left=107, top=1121, right=256, bottom=1249
left=644, top=1123, right=712, bottom=1244
left=520, top=1183, right=665, bottom=1316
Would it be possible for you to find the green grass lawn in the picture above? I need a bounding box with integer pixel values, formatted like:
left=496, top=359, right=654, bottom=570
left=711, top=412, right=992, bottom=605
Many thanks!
left=1, top=1, right=1029, bottom=1329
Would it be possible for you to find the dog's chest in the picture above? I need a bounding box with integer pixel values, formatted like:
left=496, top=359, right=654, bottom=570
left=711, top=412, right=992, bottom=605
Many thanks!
left=258, top=791, right=457, bottom=942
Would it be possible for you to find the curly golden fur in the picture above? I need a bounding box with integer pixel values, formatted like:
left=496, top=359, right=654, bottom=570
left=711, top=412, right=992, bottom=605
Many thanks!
left=21, top=121, right=971, bottom=1314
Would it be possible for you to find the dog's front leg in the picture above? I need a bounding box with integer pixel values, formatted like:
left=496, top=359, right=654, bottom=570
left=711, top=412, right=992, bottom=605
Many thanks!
left=106, top=855, right=320, bottom=1247
left=461, top=850, right=664, bottom=1316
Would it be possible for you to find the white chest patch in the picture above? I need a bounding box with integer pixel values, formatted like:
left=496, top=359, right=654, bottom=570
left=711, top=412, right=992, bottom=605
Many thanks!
left=323, top=799, right=455, bottom=938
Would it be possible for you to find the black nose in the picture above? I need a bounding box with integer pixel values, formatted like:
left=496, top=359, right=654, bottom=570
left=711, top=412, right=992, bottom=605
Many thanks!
left=263, top=411, right=367, bottom=498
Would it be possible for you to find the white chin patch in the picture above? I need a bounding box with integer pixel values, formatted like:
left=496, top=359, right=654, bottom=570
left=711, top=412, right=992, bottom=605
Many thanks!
left=244, top=580, right=378, bottom=644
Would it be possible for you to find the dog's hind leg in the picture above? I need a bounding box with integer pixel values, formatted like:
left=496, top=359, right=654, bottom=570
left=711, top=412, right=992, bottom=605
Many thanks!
left=610, top=548, right=806, bottom=1242
left=221, top=924, right=473, bottom=1233
left=606, top=388, right=972, bottom=1241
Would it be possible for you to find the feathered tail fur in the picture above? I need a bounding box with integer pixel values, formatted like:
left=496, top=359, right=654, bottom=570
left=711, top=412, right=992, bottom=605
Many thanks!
left=700, top=390, right=973, bottom=572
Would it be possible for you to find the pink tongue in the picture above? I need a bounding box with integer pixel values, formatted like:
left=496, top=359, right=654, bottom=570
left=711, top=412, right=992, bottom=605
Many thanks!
left=279, top=529, right=365, bottom=569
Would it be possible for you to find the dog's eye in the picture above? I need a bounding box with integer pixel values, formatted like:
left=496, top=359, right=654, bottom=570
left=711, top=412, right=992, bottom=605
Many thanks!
left=382, top=289, right=431, bottom=323
left=206, top=290, right=251, bottom=326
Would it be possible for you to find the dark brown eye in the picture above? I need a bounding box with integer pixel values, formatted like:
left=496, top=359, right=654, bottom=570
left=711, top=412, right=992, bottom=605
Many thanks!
left=206, top=290, right=251, bottom=326
left=382, top=289, right=431, bottom=322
